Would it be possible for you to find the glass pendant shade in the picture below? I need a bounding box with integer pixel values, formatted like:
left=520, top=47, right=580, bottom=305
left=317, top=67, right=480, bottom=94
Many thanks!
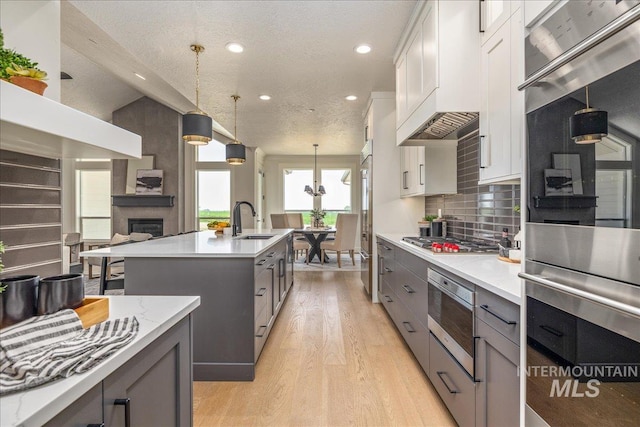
left=182, top=111, right=213, bottom=145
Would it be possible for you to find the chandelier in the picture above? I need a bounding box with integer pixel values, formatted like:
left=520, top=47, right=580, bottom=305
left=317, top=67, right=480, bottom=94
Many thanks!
left=182, top=44, right=213, bottom=145
left=226, top=95, right=247, bottom=165
left=304, top=144, right=326, bottom=196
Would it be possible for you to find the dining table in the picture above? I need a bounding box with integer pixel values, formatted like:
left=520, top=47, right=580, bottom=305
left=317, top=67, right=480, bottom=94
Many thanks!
left=294, top=228, right=336, bottom=263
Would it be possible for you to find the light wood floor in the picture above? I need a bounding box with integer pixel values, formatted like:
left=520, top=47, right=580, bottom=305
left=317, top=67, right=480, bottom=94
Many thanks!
left=193, top=271, right=456, bottom=427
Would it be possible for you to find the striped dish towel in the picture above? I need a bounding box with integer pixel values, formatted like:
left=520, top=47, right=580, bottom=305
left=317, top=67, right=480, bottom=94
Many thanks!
left=0, top=309, right=138, bottom=395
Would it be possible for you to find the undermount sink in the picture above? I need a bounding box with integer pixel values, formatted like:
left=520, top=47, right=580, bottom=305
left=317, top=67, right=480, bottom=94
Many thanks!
left=235, top=234, right=275, bottom=240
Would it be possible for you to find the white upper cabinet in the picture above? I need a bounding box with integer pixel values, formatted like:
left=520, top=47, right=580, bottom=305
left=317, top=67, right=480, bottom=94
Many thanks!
left=400, top=142, right=457, bottom=198
left=478, top=6, right=523, bottom=184
left=523, top=0, right=556, bottom=28
left=480, top=0, right=515, bottom=45
left=395, top=0, right=480, bottom=145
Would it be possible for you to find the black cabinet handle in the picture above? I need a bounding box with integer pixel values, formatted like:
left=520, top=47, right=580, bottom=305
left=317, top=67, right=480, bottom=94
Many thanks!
left=539, top=324, right=563, bottom=337
left=256, top=288, right=267, bottom=297
left=480, top=304, right=516, bottom=325
left=436, top=371, right=459, bottom=394
left=257, top=259, right=266, bottom=266
left=256, top=325, right=267, bottom=338
left=419, top=164, right=424, bottom=185
left=402, top=284, right=415, bottom=294
left=384, top=295, right=393, bottom=303
left=402, top=322, right=416, bottom=333
left=114, top=398, right=131, bottom=427
left=384, top=267, right=393, bottom=273
left=266, top=251, right=276, bottom=257
left=403, top=171, right=409, bottom=189
left=479, top=135, right=487, bottom=168
left=87, top=424, right=105, bottom=427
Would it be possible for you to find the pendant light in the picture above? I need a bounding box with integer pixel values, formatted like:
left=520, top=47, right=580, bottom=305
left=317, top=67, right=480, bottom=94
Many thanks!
left=182, top=44, right=213, bottom=145
left=226, top=95, right=246, bottom=165
left=570, top=85, right=608, bottom=144
left=304, top=144, right=326, bottom=196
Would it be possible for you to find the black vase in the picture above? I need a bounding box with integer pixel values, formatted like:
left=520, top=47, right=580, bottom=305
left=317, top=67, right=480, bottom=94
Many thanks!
left=0, top=275, right=39, bottom=329
left=37, top=273, right=84, bottom=315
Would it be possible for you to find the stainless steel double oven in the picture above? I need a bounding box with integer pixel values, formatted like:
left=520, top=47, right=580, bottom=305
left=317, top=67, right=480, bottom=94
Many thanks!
left=520, top=1, right=640, bottom=425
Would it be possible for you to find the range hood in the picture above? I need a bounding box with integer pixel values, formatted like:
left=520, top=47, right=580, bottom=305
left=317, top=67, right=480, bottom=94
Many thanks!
left=0, top=80, right=141, bottom=159
left=407, top=112, right=479, bottom=141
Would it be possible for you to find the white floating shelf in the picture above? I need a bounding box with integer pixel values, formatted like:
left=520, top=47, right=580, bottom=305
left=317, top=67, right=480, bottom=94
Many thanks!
left=0, top=80, right=141, bottom=159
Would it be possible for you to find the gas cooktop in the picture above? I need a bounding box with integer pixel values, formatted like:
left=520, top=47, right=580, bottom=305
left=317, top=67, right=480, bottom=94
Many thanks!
left=402, top=236, right=499, bottom=253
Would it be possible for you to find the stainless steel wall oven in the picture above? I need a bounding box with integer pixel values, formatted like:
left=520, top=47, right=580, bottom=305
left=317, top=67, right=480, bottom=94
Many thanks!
left=520, top=2, right=640, bottom=425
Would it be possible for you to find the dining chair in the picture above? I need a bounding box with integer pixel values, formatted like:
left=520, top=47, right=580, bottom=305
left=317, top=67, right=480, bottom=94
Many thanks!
left=98, top=232, right=153, bottom=294
left=270, top=213, right=288, bottom=228
left=320, top=213, right=358, bottom=267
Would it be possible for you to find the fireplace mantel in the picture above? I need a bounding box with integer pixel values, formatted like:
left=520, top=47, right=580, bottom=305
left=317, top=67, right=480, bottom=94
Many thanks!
left=112, top=195, right=174, bottom=207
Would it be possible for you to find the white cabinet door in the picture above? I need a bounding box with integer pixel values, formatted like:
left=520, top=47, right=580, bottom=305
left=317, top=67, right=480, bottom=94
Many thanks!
left=406, top=28, right=424, bottom=113
left=510, top=10, right=523, bottom=178
left=400, top=146, right=413, bottom=197
left=421, top=0, right=438, bottom=100
left=479, top=21, right=512, bottom=183
left=396, top=54, right=408, bottom=126
left=481, top=0, right=512, bottom=45
left=524, top=0, right=555, bottom=28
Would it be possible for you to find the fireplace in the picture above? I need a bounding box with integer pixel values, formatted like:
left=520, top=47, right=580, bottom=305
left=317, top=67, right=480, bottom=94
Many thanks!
left=128, top=218, right=163, bottom=237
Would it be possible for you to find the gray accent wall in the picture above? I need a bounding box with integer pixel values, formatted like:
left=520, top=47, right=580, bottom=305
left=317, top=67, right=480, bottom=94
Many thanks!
left=111, top=97, right=183, bottom=235
left=0, top=150, right=62, bottom=279
left=424, top=134, right=521, bottom=244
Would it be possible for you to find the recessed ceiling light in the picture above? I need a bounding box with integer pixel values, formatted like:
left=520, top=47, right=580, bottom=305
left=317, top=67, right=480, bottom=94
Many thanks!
left=259, top=95, right=271, bottom=100
left=226, top=42, right=244, bottom=53
left=308, top=108, right=315, bottom=112
left=345, top=95, right=358, bottom=101
left=355, top=44, right=372, bottom=54
left=134, top=73, right=146, bottom=80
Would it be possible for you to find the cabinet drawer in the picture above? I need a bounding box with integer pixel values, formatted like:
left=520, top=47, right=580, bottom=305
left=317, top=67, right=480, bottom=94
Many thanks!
left=254, top=304, right=269, bottom=362
left=392, top=265, right=429, bottom=328
left=397, top=248, right=428, bottom=279
left=476, top=288, right=520, bottom=345
left=394, top=300, right=429, bottom=375
left=377, top=239, right=396, bottom=259
left=254, top=284, right=268, bottom=316
left=378, top=256, right=396, bottom=281
left=429, top=333, right=476, bottom=427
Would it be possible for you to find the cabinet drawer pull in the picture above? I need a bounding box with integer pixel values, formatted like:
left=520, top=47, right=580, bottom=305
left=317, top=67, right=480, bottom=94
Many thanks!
left=384, top=295, right=393, bottom=303
left=87, top=424, right=105, bottom=427
left=384, top=267, right=393, bottom=273
left=436, top=371, right=459, bottom=394
left=267, top=264, right=276, bottom=270
left=256, top=325, right=267, bottom=338
left=402, top=284, right=415, bottom=294
left=256, top=288, right=267, bottom=297
left=256, top=259, right=267, bottom=266
left=266, top=251, right=276, bottom=257
left=402, top=322, right=416, bottom=333
left=539, top=324, right=563, bottom=337
left=381, top=245, right=392, bottom=251
left=480, top=304, right=516, bottom=325
left=114, top=398, right=131, bottom=427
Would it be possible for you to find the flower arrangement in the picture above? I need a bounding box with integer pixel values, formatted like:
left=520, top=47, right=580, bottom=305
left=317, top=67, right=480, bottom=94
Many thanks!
left=310, top=209, right=326, bottom=227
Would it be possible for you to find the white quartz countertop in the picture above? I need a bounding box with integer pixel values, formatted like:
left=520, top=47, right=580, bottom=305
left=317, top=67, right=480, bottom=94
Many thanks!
left=80, top=229, right=293, bottom=258
left=377, top=233, right=522, bottom=305
left=0, top=295, right=200, bottom=427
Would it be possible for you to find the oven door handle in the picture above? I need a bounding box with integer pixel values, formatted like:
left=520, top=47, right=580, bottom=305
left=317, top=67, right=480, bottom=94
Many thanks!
left=519, top=272, right=640, bottom=318
left=518, top=5, right=640, bottom=91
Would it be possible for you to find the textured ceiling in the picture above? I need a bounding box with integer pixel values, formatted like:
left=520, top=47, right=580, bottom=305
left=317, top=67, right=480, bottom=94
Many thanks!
left=61, top=0, right=417, bottom=155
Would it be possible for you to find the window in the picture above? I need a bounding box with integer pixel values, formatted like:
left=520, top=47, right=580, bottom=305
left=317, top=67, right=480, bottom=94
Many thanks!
left=284, top=169, right=313, bottom=212
left=197, top=170, right=231, bottom=230
left=282, top=168, right=352, bottom=227
left=77, top=170, right=111, bottom=240
left=197, top=140, right=227, bottom=162
left=320, top=169, right=351, bottom=226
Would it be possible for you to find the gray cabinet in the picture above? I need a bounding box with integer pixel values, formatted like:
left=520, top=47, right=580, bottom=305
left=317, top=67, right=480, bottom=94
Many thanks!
left=475, top=290, right=521, bottom=427
left=44, top=316, right=193, bottom=427
left=429, top=332, right=476, bottom=427
left=377, top=238, right=430, bottom=374
left=125, top=235, right=293, bottom=381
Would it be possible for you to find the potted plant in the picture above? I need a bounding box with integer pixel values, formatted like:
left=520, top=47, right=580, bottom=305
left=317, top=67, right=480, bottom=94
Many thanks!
left=0, top=28, right=48, bottom=95
left=310, top=208, right=326, bottom=228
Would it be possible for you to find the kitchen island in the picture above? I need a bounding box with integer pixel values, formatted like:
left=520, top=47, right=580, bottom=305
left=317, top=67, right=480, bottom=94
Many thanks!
left=81, top=229, right=294, bottom=381
left=0, top=295, right=200, bottom=427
